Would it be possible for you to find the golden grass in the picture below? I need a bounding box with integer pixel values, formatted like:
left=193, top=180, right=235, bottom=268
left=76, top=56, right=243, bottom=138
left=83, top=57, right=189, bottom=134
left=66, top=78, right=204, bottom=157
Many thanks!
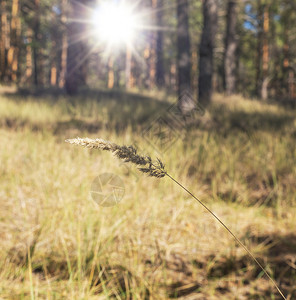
left=0, top=92, right=295, bottom=299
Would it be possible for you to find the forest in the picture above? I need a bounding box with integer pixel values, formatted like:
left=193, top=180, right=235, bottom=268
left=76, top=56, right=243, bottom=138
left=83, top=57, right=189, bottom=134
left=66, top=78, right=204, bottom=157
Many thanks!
left=0, top=0, right=295, bottom=100
left=0, top=0, right=296, bottom=299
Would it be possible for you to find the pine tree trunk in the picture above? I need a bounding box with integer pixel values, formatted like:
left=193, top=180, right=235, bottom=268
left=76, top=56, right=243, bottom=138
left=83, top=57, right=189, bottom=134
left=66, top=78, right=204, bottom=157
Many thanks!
left=198, top=0, right=218, bottom=104
left=108, top=56, right=114, bottom=89
left=0, top=0, right=9, bottom=82
left=224, top=0, right=238, bottom=95
left=261, top=4, right=269, bottom=100
left=143, top=0, right=157, bottom=89
left=50, top=10, right=58, bottom=86
left=65, top=0, right=89, bottom=95
left=169, top=63, right=177, bottom=92
left=255, top=2, right=270, bottom=99
left=147, top=0, right=157, bottom=89
left=255, top=2, right=263, bottom=97
left=156, top=0, right=165, bottom=87
left=59, top=33, right=67, bottom=88
left=8, top=0, right=21, bottom=82
left=282, top=16, right=290, bottom=98
left=24, top=28, right=33, bottom=84
left=130, top=55, right=137, bottom=88
left=33, top=0, right=40, bottom=86
left=114, top=55, right=121, bottom=88
left=191, top=45, right=198, bottom=98
left=288, top=70, right=295, bottom=99
left=59, top=0, right=68, bottom=88
left=177, top=0, right=191, bottom=97
left=125, top=47, right=132, bottom=89
left=50, top=40, right=57, bottom=86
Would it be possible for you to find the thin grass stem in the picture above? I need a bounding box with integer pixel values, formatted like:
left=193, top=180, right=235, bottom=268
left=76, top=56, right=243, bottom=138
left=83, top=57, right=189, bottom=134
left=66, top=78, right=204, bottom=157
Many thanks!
left=66, top=137, right=287, bottom=300
left=165, top=173, right=287, bottom=300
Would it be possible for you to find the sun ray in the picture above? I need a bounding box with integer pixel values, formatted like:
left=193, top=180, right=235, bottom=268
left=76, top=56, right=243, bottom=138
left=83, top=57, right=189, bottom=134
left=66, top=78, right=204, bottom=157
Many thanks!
left=66, top=0, right=179, bottom=75
left=66, top=39, right=102, bottom=79
left=91, top=2, right=143, bottom=46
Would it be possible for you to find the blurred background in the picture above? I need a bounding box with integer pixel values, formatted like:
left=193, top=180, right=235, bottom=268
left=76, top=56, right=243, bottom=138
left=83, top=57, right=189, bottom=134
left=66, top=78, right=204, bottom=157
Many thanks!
left=0, top=0, right=295, bottom=100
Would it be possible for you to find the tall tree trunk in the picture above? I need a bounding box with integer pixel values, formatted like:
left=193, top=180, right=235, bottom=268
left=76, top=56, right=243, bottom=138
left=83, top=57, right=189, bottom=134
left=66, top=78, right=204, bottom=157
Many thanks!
left=224, top=0, right=238, bottom=95
left=256, top=1, right=270, bottom=99
left=198, top=0, right=218, bottom=104
left=149, top=40, right=156, bottom=89
left=143, top=0, right=157, bottom=89
left=282, top=15, right=291, bottom=98
left=177, top=0, right=191, bottom=99
left=143, top=42, right=151, bottom=88
left=261, top=4, right=269, bottom=100
left=8, top=0, right=21, bottom=82
left=33, top=0, right=40, bottom=86
left=156, top=0, right=165, bottom=87
left=108, top=55, right=114, bottom=89
left=288, top=70, right=295, bottom=99
left=23, top=28, right=33, bottom=84
left=0, top=0, right=9, bottom=82
left=50, top=11, right=58, bottom=86
left=283, top=30, right=289, bottom=69
left=59, top=33, right=68, bottom=88
left=130, top=55, right=137, bottom=88
left=114, top=55, right=121, bottom=88
left=50, top=40, right=58, bottom=86
left=255, top=2, right=263, bottom=97
left=59, top=0, right=68, bottom=88
left=125, top=47, right=132, bottom=89
left=149, top=0, right=157, bottom=89
left=191, top=45, right=198, bottom=98
left=65, top=0, right=89, bottom=95
left=169, top=63, right=177, bottom=92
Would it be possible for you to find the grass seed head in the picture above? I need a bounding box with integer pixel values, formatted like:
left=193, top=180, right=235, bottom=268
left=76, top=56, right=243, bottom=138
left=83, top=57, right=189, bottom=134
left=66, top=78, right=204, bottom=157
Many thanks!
left=66, top=138, right=166, bottom=178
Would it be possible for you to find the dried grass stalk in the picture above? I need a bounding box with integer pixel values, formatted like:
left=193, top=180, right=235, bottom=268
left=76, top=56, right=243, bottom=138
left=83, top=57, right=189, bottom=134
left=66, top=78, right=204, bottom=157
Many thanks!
left=65, top=138, right=166, bottom=178
left=66, top=137, right=286, bottom=300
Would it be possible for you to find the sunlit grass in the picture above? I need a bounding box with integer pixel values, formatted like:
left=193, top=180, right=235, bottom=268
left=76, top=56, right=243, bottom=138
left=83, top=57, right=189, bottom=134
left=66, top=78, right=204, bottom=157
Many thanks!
left=0, top=92, right=295, bottom=298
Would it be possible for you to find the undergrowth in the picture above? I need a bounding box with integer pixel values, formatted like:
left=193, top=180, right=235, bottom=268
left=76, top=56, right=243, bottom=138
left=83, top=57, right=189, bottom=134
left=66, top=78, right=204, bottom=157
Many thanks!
left=0, top=90, right=295, bottom=299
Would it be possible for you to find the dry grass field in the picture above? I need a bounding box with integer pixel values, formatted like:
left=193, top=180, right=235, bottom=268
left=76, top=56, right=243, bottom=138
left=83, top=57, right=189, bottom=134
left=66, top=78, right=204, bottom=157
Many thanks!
left=0, top=89, right=295, bottom=299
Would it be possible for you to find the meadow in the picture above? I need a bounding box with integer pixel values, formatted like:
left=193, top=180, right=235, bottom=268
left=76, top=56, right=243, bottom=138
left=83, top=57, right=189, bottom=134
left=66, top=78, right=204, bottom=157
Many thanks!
left=0, top=88, right=295, bottom=299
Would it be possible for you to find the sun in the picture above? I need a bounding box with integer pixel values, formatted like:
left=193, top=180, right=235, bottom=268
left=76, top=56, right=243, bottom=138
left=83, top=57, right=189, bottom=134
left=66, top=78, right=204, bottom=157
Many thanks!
left=92, top=2, right=141, bottom=46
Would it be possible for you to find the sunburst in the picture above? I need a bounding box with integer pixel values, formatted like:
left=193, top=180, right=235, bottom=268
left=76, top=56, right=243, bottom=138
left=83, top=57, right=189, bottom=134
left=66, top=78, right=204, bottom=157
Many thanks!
left=91, top=1, right=141, bottom=46
left=65, top=0, right=176, bottom=79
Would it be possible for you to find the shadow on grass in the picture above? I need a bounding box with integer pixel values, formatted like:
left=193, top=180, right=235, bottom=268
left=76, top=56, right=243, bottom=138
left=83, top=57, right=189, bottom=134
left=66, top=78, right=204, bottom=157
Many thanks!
left=10, top=252, right=150, bottom=299
left=2, top=86, right=170, bottom=105
left=6, top=229, right=295, bottom=298
left=54, top=119, right=103, bottom=134
left=205, top=232, right=296, bottom=298
left=168, top=281, right=201, bottom=298
left=210, top=107, right=296, bottom=137
left=1, top=88, right=295, bottom=138
left=1, top=87, right=172, bottom=134
left=147, top=232, right=296, bottom=298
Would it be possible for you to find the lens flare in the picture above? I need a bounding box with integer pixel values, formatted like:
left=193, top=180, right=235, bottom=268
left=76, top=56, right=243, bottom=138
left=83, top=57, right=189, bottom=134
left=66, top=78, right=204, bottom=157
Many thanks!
left=92, top=2, right=140, bottom=46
